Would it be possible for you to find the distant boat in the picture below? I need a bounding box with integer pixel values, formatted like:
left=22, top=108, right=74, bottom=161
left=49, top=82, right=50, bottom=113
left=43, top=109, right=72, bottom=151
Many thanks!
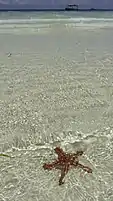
left=65, top=4, right=78, bottom=11
left=90, top=8, right=96, bottom=11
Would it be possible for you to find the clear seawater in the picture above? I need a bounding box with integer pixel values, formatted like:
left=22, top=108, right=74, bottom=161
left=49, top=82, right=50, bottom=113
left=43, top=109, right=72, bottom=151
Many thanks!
left=0, top=11, right=113, bottom=201
left=0, top=11, right=113, bottom=24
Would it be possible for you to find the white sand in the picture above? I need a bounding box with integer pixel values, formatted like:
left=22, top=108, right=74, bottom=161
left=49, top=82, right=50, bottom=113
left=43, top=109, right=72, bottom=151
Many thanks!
left=0, top=24, right=113, bottom=201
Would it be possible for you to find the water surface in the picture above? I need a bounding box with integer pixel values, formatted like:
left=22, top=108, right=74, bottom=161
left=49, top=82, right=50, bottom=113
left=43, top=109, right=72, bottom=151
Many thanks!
left=0, top=11, right=113, bottom=201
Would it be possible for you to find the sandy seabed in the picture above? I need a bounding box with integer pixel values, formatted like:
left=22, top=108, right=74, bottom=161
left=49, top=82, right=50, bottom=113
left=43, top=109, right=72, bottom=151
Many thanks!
left=0, top=24, right=113, bottom=201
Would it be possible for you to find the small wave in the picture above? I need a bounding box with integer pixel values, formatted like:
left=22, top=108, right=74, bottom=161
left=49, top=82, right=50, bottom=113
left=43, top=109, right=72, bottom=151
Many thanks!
left=0, top=17, right=113, bottom=25
left=65, top=22, right=113, bottom=28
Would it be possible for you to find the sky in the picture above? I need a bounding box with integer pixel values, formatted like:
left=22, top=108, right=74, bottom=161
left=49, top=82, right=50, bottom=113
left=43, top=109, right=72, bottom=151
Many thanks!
left=0, top=0, right=113, bottom=9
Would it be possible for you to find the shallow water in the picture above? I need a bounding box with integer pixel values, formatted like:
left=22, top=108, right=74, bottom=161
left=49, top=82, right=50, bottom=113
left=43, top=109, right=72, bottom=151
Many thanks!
left=0, top=12, right=113, bottom=201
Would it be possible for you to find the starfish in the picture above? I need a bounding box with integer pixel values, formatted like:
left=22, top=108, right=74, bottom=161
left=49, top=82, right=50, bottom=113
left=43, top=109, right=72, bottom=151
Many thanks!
left=43, top=147, right=92, bottom=185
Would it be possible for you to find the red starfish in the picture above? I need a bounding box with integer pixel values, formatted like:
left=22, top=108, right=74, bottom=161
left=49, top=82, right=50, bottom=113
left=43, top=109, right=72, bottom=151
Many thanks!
left=43, top=147, right=92, bottom=185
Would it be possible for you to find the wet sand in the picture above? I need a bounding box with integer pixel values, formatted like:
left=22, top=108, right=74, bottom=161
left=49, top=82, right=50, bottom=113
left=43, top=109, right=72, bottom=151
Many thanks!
left=0, top=25, right=113, bottom=201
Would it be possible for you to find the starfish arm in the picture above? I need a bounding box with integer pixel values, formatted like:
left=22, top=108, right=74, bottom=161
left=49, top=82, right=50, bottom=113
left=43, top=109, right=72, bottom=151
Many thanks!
left=59, top=164, right=69, bottom=185
left=54, top=147, right=66, bottom=160
left=77, top=163, right=92, bottom=173
left=76, top=151, right=84, bottom=157
left=43, top=160, right=58, bottom=170
left=59, top=169, right=65, bottom=185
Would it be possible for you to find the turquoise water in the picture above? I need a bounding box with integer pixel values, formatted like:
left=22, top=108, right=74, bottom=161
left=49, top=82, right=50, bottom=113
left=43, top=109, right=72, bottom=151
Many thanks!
left=0, top=11, right=113, bottom=22
left=0, top=11, right=113, bottom=33
left=0, top=11, right=113, bottom=18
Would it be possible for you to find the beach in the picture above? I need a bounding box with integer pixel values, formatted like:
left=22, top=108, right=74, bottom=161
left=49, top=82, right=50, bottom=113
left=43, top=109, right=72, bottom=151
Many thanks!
left=0, top=12, right=113, bottom=201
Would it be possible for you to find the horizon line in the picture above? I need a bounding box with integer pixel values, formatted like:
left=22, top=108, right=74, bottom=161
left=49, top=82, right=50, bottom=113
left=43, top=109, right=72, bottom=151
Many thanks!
left=0, top=8, right=113, bottom=12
